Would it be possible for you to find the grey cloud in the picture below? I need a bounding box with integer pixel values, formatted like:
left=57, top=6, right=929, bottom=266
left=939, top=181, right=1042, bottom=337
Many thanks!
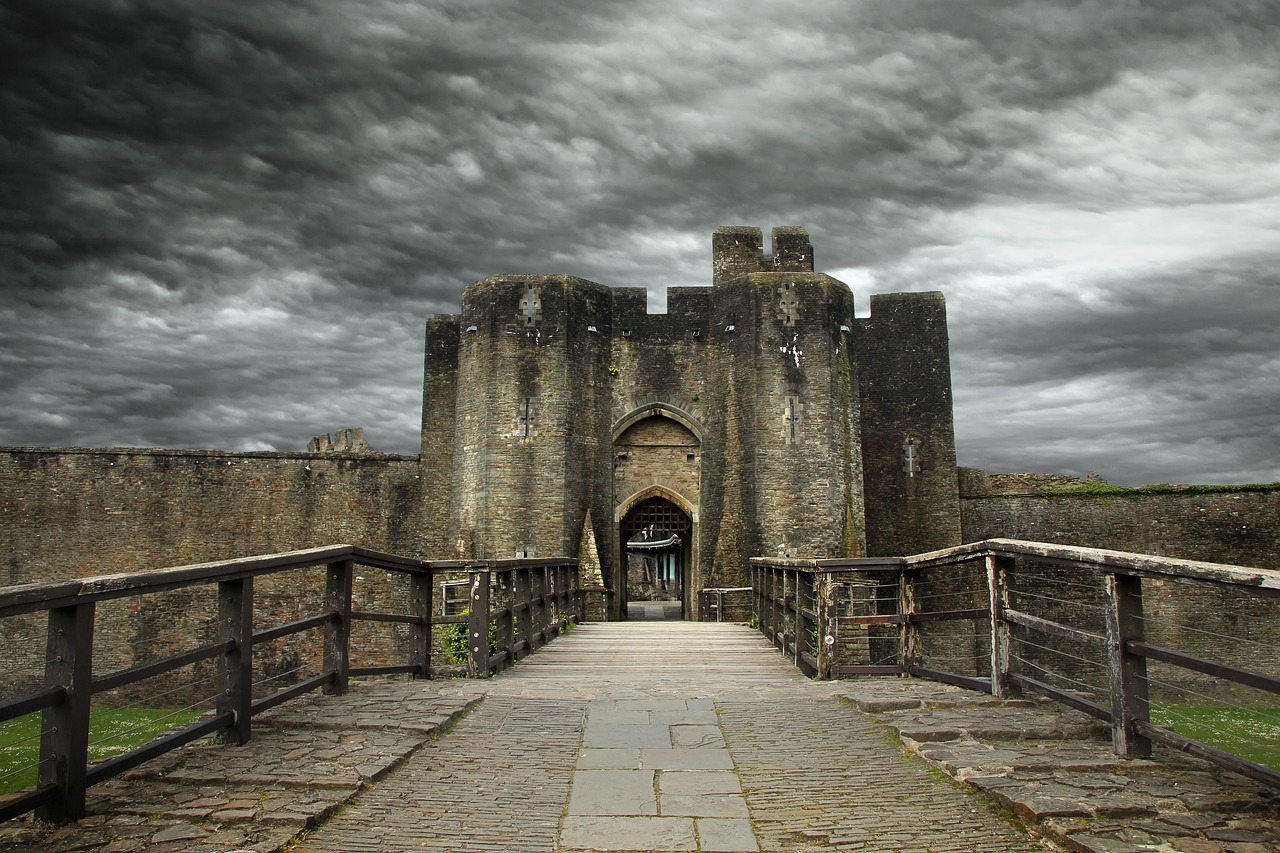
left=1, top=0, right=1277, bottom=482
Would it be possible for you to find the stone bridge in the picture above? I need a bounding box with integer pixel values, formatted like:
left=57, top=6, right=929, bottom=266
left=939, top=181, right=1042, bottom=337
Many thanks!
left=3, top=620, right=1278, bottom=853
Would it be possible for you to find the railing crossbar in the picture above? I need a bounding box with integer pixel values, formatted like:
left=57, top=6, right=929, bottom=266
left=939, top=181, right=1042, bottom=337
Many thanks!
left=1005, top=608, right=1105, bottom=648
left=92, top=641, right=233, bottom=694
left=0, top=687, right=65, bottom=725
left=750, top=538, right=1280, bottom=788
left=1129, top=641, right=1280, bottom=696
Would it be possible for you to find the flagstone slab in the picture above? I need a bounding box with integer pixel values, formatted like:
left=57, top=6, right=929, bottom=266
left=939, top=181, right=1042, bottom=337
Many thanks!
left=640, top=748, right=735, bottom=770
left=670, top=724, right=725, bottom=749
left=579, top=747, right=642, bottom=769
left=659, top=770, right=743, bottom=796
left=583, top=723, right=674, bottom=748
left=560, top=815, right=698, bottom=851
left=696, top=817, right=760, bottom=852
left=568, top=769, right=658, bottom=816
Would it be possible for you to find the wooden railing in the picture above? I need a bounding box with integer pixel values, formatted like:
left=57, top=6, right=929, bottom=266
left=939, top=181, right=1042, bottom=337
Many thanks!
left=463, top=559, right=584, bottom=675
left=0, top=547, right=582, bottom=823
left=750, top=539, right=1280, bottom=787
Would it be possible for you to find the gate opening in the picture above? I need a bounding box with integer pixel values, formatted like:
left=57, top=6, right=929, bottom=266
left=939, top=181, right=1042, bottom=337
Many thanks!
left=620, top=497, right=692, bottom=620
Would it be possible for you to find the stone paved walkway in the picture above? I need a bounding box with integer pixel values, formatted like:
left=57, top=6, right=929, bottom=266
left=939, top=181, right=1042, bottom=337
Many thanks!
left=297, top=622, right=1045, bottom=852
left=3, top=622, right=1277, bottom=852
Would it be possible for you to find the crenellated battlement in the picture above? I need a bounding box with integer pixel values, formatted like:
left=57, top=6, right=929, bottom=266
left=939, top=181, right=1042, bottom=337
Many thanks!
left=712, top=226, right=814, bottom=286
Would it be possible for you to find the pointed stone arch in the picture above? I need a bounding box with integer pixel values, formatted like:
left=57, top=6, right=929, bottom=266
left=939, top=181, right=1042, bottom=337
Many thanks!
left=614, top=484, right=697, bottom=523
left=612, top=402, right=705, bottom=444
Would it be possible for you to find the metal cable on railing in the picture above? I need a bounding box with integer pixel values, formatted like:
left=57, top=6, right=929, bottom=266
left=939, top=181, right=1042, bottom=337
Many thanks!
left=87, top=690, right=223, bottom=750
left=1011, top=654, right=1108, bottom=697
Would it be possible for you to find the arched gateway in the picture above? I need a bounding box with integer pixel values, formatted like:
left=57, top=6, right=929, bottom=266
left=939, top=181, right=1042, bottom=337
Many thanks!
left=613, top=407, right=701, bottom=618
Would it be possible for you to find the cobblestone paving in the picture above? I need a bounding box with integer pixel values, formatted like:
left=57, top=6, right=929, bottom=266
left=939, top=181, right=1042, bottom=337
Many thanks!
left=717, top=691, right=1044, bottom=852
left=293, top=695, right=587, bottom=852
left=0, top=682, right=479, bottom=853
left=839, top=679, right=1280, bottom=852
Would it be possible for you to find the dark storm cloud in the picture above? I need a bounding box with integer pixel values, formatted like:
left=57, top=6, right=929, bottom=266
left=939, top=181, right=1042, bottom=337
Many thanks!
left=1, top=0, right=1277, bottom=480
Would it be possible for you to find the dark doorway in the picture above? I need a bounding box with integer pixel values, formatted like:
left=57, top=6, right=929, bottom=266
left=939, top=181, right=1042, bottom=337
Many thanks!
left=620, top=497, right=692, bottom=619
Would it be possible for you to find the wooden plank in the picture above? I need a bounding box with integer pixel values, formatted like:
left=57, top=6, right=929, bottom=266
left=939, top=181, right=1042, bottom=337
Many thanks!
left=468, top=571, right=491, bottom=676
left=839, top=614, right=903, bottom=626
left=987, top=554, right=1015, bottom=699
left=1135, top=720, right=1280, bottom=789
left=408, top=572, right=432, bottom=679
left=252, top=612, right=335, bottom=645
left=908, top=608, right=988, bottom=623
left=323, top=559, right=354, bottom=696
left=92, top=641, right=232, bottom=694
left=38, top=602, right=94, bottom=823
left=250, top=673, right=334, bottom=716
left=1005, top=608, right=1105, bottom=647
left=0, top=545, right=358, bottom=617
left=899, top=570, right=921, bottom=672
left=0, top=545, right=489, bottom=620
left=908, top=666, right=991, bottom=695
left=1127, top=641, right=1280, bottom=696
left=350, top=665, right=421, bottom=677
left=0, top=785, right=56, bottom=824
left=0, top=686, right=65, bottom=725
left=1009, top=673, right=1112, bottom=722
left=836, top=665, right=904, bottom=676
left=350, top=611, right=424, bottom=625
left=1105, top=573, right=1152, bottom=758
left=982, top=539, right=1280, bottom=594
left=84, top=712, right=232, bottom=786
left=217, top=578, right=253, bottom=747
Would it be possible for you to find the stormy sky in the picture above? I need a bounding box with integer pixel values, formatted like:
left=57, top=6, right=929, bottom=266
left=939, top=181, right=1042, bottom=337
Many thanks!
left=2, top=0, right=1277, bottom=486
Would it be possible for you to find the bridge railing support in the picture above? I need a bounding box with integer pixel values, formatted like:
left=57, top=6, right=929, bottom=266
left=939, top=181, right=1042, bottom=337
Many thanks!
left=752, top=540, right=1280, bottom=788
left=0, top=547, right=583, bottom=824
left=464, top=559, right=584, bottom=677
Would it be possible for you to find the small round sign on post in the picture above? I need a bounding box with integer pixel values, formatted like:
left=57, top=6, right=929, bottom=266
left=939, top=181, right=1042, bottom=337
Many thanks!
left=824, top=634, right=835, bottom=646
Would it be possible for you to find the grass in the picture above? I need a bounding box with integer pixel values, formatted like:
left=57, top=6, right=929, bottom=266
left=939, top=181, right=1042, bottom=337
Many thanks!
left=1150, top=703, right=1280, bottom=771
left=1036, top=481, right=1280, bottom=497
left=0, top=707, right=204, bottom=795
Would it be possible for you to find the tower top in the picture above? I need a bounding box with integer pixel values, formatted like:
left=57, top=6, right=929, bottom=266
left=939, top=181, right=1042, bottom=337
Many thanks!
left=711, top=226, right=813, bottom=286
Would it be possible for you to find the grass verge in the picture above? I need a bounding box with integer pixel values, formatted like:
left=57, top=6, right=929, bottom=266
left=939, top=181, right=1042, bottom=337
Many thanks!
left=0, top=707, right=204, bottom=795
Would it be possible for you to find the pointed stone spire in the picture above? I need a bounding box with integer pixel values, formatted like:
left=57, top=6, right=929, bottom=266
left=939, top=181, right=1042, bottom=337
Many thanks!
left=577, top=510, right=604, bottom=587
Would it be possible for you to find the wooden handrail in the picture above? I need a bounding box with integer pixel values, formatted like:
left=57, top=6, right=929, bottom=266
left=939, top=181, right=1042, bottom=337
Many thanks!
left=0, top=547, right=584, bottom=825
left=749, top=538, right=1280, bottom=787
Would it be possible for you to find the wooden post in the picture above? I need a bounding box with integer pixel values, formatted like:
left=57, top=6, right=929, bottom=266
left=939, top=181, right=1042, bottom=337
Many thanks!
left=408, top=571, right=433, bottom=679
left=898, top=568, right=922, bottom=674
left=532, top=566, right=547, bottom=645
left=769, top=566, right=781, bottom=646
left=38, top=602, right=94, bottom=823
left=516, top=567, right=533, bottom=656
left=468, top=569, right=491, bottom=676
left=1105, top=572, right=1152, bottom=757
left=817, top=573, right=834, bottom=680
left=788, top=571, right=798, bottom=666
left=323, top=559, right=354, bottom=695
left=570, top=562, right=584, bottom=621
left=217, top=577, right=253, bottom=746
left=495, top=570, right=513, bottom=670
left=986, top=554, right=1017, bottom=698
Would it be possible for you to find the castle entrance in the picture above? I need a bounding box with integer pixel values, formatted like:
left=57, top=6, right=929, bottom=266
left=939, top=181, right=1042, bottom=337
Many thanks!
left=620, top=497, right=692, bottom=617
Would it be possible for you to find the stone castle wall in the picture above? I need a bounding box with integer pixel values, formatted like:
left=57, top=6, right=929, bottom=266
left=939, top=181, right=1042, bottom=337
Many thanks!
left=0, top=447, right=430, bottom=700
left=959, top=480, right=1280, bottom=569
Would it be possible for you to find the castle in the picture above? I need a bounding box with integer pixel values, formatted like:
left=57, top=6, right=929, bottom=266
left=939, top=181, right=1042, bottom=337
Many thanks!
left=2, top=227, right=1275, bottom=630
left=420, top=226, right=961, bottom=618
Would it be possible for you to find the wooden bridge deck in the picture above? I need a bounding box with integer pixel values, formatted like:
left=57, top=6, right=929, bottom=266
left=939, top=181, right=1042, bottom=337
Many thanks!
left=4, top=622, right=1277, bottom=852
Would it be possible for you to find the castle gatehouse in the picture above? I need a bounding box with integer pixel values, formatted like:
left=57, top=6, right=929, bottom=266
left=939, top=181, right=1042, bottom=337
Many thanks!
left=420, top=227, right=962, bottom=618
